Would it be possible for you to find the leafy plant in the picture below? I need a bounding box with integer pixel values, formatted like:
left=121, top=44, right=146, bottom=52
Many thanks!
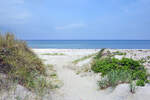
left=136, top=80, right=145, bottom=86
left=92, top=55, right=149, bottom=90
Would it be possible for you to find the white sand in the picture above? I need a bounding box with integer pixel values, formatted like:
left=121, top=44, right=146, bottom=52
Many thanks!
left=33, top=49, right=150, bottom=100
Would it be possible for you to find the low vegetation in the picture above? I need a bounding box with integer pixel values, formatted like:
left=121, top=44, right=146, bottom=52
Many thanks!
left=41, top=53, right=65, bottom=56
left=147, top=56, right=150, bottom=60
left=112, top=51, right=126, bottom=56
left=0, top=33, right=50, bottom=92
left=139, top=58, right=147, bottom=63
left=91, top=49, right=149, bottom=92
left=94, top=48, right=106, bottom=59
left=73, top=53, right=96, bottom=64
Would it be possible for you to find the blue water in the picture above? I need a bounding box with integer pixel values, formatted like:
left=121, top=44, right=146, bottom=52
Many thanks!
left=26, top=40, right=150, bottom=49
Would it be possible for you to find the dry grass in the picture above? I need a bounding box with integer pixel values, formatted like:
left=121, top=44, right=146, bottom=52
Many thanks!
left=41, top=53, right=65, bottom=56
left=72, top=53, right=96, bottom=64
left=0, top=33, right=47, bottom=91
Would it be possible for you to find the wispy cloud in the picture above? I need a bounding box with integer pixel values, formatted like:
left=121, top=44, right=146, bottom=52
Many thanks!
left=0, top=0, right=31, bottom=25
left=56, top=23, right=86, bottom=30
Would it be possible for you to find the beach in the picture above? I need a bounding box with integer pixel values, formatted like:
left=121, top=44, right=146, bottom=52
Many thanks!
left=1, top=48, right=150, bottom=100
left=32, top=49, right=150, bottom=100
left=1, top=0, right=150, bottom=99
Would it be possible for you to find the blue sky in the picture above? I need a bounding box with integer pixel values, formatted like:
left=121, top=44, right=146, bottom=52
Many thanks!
left=0, top=0, right=150, bottom=40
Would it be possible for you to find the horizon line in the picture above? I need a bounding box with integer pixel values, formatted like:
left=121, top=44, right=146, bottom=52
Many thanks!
left=24, top=39, right=150, bottom=41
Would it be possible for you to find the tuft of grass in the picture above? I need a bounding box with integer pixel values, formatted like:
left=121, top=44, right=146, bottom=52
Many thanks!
left=94, top=48, right=106, bottom=59
left=41, top=53, right=65, bottom=56
left=15, top=96, right=22, bottom=100
left=139, top=58, right=147, bottom=63
left=147, top=56, right=150, bottom=60
left=130, top=81, right=136, bottom=94
left=72, top=53, right=96, bottom=64
left=0, top=33, right=48, bottom=92
left=98, top=69, right=131, bottom=89
left=138, top=50, right=143, bottom=51
left=112, top=51, right=126, bottom=56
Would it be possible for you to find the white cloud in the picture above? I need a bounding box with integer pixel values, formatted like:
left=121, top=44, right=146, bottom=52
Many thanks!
left=56, top=23, right=86, bottom=30
left=0, top=0, right=31, bottom=25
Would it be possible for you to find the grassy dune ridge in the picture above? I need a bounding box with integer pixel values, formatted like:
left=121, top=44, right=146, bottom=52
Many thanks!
left=0, top=33, right=48, bottom=91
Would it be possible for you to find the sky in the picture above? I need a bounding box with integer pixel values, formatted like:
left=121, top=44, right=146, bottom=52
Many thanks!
left=0, top=0, right=150, bottom=40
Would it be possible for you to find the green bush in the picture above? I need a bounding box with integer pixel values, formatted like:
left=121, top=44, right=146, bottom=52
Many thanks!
left=92, top=56, right=148, bottom=89
left=0, top=33, right=46, bottom=91
left=136, top=80, right=145, bottom=86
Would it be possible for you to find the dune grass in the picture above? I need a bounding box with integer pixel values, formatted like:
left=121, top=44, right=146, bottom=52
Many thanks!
left=112, top=51, right=126, bottom=56
left=72, top=48, right=106, bottom=64
left=41, top=53, right=65, bottom=56
left=72, top=53, right=97, bottom=64
left=0, top=33, right=49, bottom=91
left=94, top=48, right=106, bottom=59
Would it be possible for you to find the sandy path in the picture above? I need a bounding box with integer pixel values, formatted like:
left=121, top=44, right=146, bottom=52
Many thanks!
left=33, top=49, right=150, bottom=100
left=34, top=49, right=109, bottom=100
left=51, top=62, right=109, bottom=100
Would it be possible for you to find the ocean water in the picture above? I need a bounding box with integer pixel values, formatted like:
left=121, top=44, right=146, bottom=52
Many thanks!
left=26, top=40, right=150, bottom=49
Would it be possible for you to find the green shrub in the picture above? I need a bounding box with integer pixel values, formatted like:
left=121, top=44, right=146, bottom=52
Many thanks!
left=92, top=56, right=148, bottom=89
left=0, top=33, right=46, bottom=91
left=136, top=80, right=145, bottom=86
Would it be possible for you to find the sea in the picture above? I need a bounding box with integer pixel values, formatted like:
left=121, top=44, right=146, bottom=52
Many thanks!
left=26, top=40, right=150, bottom=49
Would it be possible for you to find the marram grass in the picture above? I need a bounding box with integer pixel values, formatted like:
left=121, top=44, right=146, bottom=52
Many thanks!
left=0, top=33, right=47, bottom=91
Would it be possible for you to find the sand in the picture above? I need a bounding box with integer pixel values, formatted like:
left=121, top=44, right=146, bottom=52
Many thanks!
left=32, top=49, right=150, bottom=100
